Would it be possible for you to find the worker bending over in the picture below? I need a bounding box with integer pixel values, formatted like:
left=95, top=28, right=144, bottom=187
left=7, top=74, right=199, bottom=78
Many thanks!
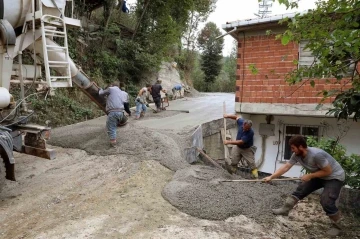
left=264, top=135, right=345, bottom=237
left=172, top=83, right=183, bottom=100
left=223, top=114, right=258, bottom=178
left=99, top=82, right=126, bottom=147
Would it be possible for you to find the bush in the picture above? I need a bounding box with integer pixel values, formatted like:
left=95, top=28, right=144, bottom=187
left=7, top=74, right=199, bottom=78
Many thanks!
left=307, top=137, right=360, bottom=189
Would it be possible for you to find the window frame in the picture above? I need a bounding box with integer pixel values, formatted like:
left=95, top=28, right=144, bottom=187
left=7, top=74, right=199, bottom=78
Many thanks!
left=281, top=124, right=322, bottom=161
left=298, top=40, right=355, bottom=77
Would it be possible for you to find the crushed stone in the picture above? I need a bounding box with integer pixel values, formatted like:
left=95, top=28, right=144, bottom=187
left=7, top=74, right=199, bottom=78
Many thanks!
left=162, top=165, right=298, bottom=222
left=49, top=113, right=191, bottom=172
left=50, top=109, right=298, bottom=223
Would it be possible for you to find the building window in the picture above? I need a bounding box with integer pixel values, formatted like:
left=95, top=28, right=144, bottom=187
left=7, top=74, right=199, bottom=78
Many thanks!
left=298, top=41, right=315, bottom=67
left=282, top=124, right=320, bottom=160
left=298, top=40, right=355, bottom=77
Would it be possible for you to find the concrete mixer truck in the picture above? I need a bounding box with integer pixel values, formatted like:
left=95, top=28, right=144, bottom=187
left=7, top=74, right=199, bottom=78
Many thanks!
left=0, top=0, right=115, bottom=191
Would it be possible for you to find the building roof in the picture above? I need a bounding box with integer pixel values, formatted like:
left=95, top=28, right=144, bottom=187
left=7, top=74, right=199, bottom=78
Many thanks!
left=222, top=11, right=307, bottom=32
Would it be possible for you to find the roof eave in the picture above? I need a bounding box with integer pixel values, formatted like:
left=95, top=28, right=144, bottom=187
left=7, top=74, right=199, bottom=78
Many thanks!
left=222, top=11, right=308, bottom=36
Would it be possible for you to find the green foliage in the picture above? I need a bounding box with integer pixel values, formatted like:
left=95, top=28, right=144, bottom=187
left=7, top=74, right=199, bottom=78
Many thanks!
left=28, top=89, right=103, bottom=127
left=197, top=22, right=224, bottom=91
left=275, top=0, right=360, bottom=121
left=23, top=0, right=216, bottom=127
left=180, top=0, right=216, bottom=85
left=307, top=137, right=360, bottom=189
left=248, top=64, right=259, bottom=75
left=193, top=40, right=236, bottom=92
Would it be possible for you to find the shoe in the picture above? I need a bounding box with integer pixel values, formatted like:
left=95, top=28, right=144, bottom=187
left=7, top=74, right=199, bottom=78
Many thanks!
left=327, top=212, right=342, bottom=237
left=110, top=140, right=116, bottom=147
left=272, top=196, right=298, bottom=216
left=224, top=162, right=237, bottom=174
left=140, top=112, right=145, bottom=117
left=251, top=168, right=259, bottom=178
left=135, top=115, right=140, bottom=120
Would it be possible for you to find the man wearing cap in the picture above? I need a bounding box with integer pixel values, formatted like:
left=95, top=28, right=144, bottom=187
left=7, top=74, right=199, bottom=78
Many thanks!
left=223, top=114, right=258, bottom=178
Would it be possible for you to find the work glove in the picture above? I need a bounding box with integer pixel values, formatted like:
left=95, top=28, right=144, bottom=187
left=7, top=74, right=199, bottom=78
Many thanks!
left=136, top=97, right=141, bottom=102
left=146, top=103, right=150, bottom=107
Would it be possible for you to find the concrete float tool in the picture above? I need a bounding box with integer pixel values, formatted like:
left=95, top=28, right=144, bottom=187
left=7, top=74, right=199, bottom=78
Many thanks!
left=148, top=104, right=190, bottom=113
left=221, top=178, right=301, bottom=182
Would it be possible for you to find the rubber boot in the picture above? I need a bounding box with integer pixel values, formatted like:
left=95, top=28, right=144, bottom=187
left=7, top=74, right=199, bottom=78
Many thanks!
left=251, top=168, right=259, bottom=178
left=326, top=212, right=342, bottom=237
left=272, top=196, right=298, bottom=216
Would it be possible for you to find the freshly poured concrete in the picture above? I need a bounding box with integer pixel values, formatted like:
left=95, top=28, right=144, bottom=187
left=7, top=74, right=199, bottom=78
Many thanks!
left=136, top=93, right=235, bottom=130
left=8, top=93, right=358, bottom=238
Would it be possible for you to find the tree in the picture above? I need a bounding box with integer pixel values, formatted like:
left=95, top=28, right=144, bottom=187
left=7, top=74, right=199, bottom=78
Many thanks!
left=197, top=22, right=224, bottom=91
left=274, top=0, right=360, bottom=120
left=180, top=0, right=216, bottom=86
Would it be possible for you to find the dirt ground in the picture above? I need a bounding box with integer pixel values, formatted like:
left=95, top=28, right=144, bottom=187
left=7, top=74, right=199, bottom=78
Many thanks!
left=1, top=106, right=360, bottom=239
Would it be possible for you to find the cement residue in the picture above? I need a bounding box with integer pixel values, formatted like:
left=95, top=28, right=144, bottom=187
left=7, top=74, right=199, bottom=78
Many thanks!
left=162, top=165, right=298, bottom=222
left=184, top=87, right=200, bottom=98
left=49, top=114, right=190, bottom=171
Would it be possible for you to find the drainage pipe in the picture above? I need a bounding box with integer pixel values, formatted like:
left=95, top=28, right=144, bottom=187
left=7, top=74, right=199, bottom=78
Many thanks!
left=255, top=135, right=267, bottom=169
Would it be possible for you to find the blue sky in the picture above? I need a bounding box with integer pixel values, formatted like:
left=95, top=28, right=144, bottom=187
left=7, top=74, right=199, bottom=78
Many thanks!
left=206, top=0, right=317, bottom=55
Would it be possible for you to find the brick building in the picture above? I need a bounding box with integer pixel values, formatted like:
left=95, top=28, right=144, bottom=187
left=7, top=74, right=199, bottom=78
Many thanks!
left=222, top=13, right=360, bottom=177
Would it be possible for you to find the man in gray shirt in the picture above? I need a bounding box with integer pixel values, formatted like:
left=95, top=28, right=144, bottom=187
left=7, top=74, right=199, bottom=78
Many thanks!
left=99, top=82, right=127, bottom=147
left=263, top=135, right=345, bottom=237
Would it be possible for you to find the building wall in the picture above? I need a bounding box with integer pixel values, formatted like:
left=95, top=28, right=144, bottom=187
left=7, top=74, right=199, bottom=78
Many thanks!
left=235, top=32, right=346, bottom=105
left=242, top=114, right=360, bottom=178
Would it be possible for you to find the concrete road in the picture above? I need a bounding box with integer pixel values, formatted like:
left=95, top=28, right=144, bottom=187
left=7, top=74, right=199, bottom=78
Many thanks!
left=136, top=93, right=235, bottom=130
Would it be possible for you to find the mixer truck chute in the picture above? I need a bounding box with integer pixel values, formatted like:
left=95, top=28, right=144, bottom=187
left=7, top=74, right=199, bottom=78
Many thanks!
left=0, top=0, right=116, bottom=189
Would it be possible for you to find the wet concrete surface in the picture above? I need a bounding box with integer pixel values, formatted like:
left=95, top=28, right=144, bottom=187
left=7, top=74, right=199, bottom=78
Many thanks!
left=136, top=93, right=235, bottom=130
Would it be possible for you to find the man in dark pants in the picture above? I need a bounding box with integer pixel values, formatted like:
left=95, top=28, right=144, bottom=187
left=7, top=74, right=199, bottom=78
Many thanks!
left=151, top=79, right=167, bottom=112
left=119, top=82, right=131, bottom=116
left=263, top=135, right=345, bottom=237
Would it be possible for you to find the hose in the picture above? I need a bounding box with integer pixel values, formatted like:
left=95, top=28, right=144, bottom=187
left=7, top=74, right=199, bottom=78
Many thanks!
left=255, top=135, right=267, bottom=168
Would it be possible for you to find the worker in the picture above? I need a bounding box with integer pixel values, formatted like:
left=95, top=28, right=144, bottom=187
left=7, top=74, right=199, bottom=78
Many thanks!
left=263, top=135, right=345, bottom=237
left=223, top=114, right=258, bottom=178
left=119, top=82, right=131, bottom=116
left=172, top=83, right=182, bottom=100
left=151, top=79, right=167, bottom=112
left=99, top=82, right=126, bottom=147
left=135, top=84, right=151, bottom=119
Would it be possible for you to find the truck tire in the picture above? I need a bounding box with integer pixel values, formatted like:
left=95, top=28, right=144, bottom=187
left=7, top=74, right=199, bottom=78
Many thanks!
left=0, top=160, right=5, bottom=193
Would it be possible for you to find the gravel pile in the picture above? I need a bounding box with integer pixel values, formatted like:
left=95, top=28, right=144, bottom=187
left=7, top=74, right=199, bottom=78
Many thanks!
left=162, top=165, right=298, bottom=222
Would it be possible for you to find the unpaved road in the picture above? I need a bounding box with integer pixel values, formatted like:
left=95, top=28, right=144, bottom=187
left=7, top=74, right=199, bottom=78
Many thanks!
left=1, top=94, right=359, bottom=238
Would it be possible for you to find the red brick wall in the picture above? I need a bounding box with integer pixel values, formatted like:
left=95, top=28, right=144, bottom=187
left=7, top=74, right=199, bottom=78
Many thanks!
left=235, top=34, right=347, bottom=104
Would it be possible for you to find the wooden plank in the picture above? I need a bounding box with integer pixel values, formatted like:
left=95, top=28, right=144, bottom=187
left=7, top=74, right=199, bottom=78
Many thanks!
left=220, top=128, right=231, bottom=164
left=223, top=102, right=228, bottom=161
left=196, top=147, right=227, bottom=172
left=221, top=178, right=301, bottom=182
left=23, top=145, right=56, bottom=160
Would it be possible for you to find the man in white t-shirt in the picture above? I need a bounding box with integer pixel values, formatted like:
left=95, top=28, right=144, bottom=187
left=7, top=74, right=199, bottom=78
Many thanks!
left=263, top=135, right=345, bottom=237
left=135, top=84, right=151, bottom=119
